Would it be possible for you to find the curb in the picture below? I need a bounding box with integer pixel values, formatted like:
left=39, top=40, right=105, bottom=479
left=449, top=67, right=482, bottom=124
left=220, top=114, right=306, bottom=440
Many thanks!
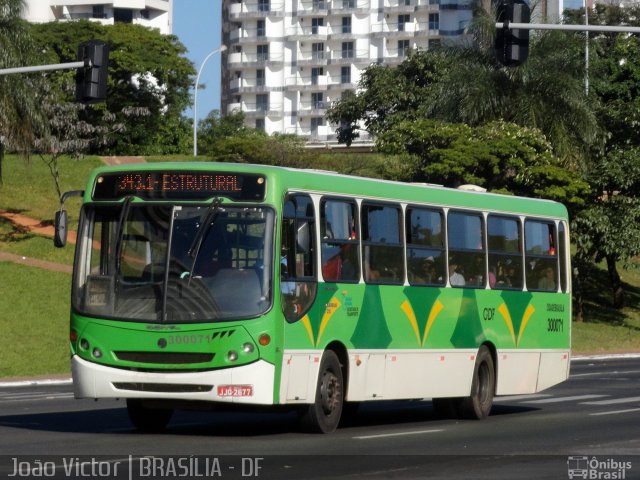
left=1, top=353, right=638, bottom=388
left=0, top=378, right=72, bottom=388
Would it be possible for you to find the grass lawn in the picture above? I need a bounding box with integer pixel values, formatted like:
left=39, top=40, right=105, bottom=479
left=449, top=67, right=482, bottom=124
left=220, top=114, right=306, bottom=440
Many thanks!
left=0, top=262, right=71, bottom=377
left=572, top=256, right=640, bottom=354
left=0, top=218, right=76, bottom=265
left=0, top=154, right=103, bottom=227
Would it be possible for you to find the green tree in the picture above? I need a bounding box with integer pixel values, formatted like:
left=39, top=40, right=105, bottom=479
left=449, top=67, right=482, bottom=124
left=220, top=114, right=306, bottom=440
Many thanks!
left=209, top=130, right=308, bottom=167
left=197, top=110, right=248, bottom=157
left=0, top=0, right=47, bottom=182
left=328, top=10, right=600, bottom=166
left=572, top=149, right=640, bottom=309
left=30, top=20, right=195, bottom=155
left=377, top=119, right=589, bottom=211
left=32, top=82, right=128, bottom=199
left=566, top=4, right=640, bottom=309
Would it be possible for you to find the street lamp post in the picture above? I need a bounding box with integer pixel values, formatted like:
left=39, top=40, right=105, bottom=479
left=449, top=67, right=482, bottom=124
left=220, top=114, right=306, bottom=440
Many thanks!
left=193, top=45, right=227, bottom=157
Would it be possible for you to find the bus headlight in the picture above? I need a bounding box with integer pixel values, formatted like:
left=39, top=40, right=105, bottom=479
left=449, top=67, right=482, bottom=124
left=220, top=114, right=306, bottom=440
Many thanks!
left=227, top=351, right=238, bottom=362
left=242, top=343, right=255, bottom=354
left=92, top=348, right=103, bottom=359
left=80, top=339, right=89, bottom=350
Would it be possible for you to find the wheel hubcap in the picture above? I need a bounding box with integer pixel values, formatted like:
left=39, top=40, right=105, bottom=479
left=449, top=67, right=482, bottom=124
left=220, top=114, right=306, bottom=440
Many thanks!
left=320, top=370, right=341, bottom=415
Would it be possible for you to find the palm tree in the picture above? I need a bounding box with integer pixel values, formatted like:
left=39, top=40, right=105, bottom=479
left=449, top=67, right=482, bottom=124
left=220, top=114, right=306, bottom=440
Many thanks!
left=428, top=6, right=602, bottom=169
left=0, top=0, right=46, bottom=183
left=329, top=4, right=602, bottom=169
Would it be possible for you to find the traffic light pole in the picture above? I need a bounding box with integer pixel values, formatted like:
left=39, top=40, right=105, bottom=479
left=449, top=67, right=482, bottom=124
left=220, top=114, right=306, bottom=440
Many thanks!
left=0, top=40, right=108, bottom=103
left=0, top=60, right=87, bottom=76
left=496, top=22, right=640, bottom=34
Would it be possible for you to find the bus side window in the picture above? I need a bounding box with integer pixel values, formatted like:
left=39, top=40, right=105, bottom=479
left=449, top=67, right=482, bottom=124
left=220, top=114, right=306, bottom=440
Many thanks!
left=320, top=198, right=360, bottom=283
left=406, top=207, right=446, bottom=286
left=447, top=212, right=485, bottom=288
left=281, top=194, right=317, bottom=322
left=558, top=222, right=568, bottom=293
left=362, top=202, right=404, bottom=284
left=525, top=220, right=558, bottom=292
left=487, top=215, right=523, bottom=290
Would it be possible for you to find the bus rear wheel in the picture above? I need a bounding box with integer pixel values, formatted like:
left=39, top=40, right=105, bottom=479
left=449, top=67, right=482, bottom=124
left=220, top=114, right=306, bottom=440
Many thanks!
left=299, top=350, right=344, bottom=433
left=126, top=399, right=173, bottom=432
left=458, top=345, right=495, bottom=420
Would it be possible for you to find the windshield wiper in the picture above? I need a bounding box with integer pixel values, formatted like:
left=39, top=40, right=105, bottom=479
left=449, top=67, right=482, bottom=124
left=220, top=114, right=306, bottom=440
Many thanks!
left=186, top=197, right=223, bottom=284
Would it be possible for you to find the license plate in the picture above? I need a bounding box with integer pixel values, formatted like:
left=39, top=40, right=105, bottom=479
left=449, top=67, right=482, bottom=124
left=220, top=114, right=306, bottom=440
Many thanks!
left=217, top=385, right=253, bottom=397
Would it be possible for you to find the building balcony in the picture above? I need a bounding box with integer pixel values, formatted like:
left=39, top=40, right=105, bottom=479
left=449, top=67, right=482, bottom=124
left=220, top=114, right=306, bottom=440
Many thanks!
left=371, top=22, right=417, bottom=37
left=297, top=52, right=330, bottom=66
left=415, top=0, right=440, bottom=11
left=415, top=22, right=440, bottom=36
left=229, top=27, right=269, bottom=44
left=285, top=75, right=329, bottom=90
left=227, top=51, right=285, bottom=67
left=327, top=49, right=371, bottom=65
left=297, top=100, right=329, bottom=115
left=383, top=48, right=411, bottom=63
left=327, top=27, right=355, bottom=40
left=383, top=0, right=418, bottom=13
left=327, top=79, right=357, bottom=91
left=328, top=0, right=370, bottom=14
left=228, top=1, right=285, bottom=19
left=296, top=0, right=330, bottom=16
left=227, top=102, right=283, bottom=117
left=229, top=77, right=274, bottom=93
left=286, top=25, right=328, bottom=40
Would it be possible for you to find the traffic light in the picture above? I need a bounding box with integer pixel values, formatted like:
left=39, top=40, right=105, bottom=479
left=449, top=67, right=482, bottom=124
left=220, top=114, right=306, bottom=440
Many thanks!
left=75, top=40, right=109, bottom=103
left=495, top=0, right=530, bottom=67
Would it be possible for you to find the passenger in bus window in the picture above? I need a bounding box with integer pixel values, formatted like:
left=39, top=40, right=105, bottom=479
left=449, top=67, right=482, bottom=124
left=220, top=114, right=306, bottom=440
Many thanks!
left=489, top=266, right=497, bottom=288
left=449, top=258, right=465, bottom=286
left=537, top=267, right=556, bottom=291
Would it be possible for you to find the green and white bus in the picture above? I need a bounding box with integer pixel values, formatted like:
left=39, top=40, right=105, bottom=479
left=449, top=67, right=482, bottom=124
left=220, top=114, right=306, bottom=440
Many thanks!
left=55, top=162, right=571, bottom=433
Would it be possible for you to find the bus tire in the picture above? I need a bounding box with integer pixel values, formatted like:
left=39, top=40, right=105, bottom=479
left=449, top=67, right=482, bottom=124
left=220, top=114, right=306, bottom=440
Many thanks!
left=458, top=345, right=495, bottom=420
left=126, top=399, right=173, bottom=432
left=299, top=350, right=343, bottom=433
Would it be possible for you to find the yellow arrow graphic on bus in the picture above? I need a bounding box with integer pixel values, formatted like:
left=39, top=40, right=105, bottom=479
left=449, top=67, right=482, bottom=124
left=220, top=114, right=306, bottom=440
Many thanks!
left=401, top=299, right=445, bottom=347
left=498, top=303, right=536, bottom=347
left=423, top=300, right=444, bottom=346
left=316, top=297, right=342, bottom=347
left=498, top=303, right=517, bottom=346
left=400, top=300, right=421, bottom=345
left=301, top=314, right=315, bottom=347
left=516, top=304, right=536, bottom=346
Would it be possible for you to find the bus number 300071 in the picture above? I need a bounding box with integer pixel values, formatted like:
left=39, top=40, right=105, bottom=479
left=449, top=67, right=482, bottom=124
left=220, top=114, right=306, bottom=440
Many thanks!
left=547, top=318, right=564, bottom=332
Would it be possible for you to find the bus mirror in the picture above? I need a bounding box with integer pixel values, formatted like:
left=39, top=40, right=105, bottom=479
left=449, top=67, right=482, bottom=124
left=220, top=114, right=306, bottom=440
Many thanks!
left=297, top=222, right=310, bottom=254
left=54, top=210, right=68, bottom=248
left=53, top=190, right=84, bottom=248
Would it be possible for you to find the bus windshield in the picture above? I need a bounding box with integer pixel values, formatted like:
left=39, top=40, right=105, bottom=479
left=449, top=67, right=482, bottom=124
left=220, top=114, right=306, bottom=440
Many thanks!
left=73, top=204, right=274, bottom=323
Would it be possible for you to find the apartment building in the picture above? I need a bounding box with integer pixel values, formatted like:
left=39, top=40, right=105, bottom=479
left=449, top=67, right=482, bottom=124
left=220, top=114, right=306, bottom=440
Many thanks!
left=22, top=0, right=173, bottom=34
left=221, top=0, right=473, bottom=144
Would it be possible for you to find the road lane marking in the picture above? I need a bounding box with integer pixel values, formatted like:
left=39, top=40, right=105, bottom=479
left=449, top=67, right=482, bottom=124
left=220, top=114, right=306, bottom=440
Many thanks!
left=581, top=396, right=640, bottom=406
left=589, top=408, right=640, bottom=416
left=571, top=370, right=640, bottom=377
left=524, top=395, right=608, bottom=404
left=353, top=429, right=443, bottom=440
left=493, top=394, right=552, bottom=402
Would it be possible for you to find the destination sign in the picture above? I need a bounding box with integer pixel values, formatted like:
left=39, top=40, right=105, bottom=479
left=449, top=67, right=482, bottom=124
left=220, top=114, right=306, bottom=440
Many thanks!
left=92, top=171, right=266, bottom=201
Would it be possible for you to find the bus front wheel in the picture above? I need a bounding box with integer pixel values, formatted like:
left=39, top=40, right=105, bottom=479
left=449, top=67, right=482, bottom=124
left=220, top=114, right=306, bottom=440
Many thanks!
left=458, top=345, right=495, bottom=420
left=299, top=350, right=344, bottom=433
left=126, top=399, right=173, bottom=432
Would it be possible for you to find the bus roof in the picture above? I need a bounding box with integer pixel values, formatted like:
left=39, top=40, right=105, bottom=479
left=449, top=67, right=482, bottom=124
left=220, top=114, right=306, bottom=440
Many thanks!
left=85, top=162, right=569, bottom=220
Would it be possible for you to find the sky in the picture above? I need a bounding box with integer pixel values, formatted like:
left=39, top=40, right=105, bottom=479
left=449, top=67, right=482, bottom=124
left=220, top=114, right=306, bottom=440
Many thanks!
left=173, top=1, right=223, bottom=121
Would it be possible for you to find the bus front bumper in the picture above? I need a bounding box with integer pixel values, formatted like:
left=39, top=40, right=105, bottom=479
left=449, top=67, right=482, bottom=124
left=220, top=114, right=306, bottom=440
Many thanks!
left=71, top=356, right=275, bottom=405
